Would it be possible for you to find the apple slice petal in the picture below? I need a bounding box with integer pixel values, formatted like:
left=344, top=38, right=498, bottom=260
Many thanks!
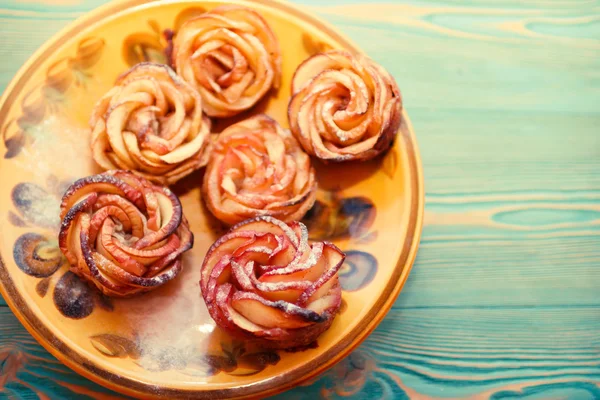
left=212, top=283, right=241, bottom=332
left=134, top=187, right=182, bottom=249
left=201, top=231, right=258, bottom=290
left=231, top=291, right=324, bottom=329
left=260, top=241, right=323, bottom=282
left=204, top=261, right=233, bottom=317
left=232, top=216, right=299, bottom=247
left=297, top=242, right=345, bottom=307
left=306, top=282, right=342, bottom=315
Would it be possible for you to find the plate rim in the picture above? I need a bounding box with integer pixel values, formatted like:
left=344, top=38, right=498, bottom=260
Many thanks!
left=0, top=0, right=425, bottom=398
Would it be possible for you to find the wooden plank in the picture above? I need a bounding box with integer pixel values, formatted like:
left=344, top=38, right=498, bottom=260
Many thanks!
left=400, top=235, right=600, bottom=308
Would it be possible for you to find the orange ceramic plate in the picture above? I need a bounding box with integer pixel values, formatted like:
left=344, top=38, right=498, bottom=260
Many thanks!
left=0, top=0, right=423, bottom=398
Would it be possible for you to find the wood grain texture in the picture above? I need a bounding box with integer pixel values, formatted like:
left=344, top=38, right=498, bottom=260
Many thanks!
left=1, top=0, right=599, bottom=398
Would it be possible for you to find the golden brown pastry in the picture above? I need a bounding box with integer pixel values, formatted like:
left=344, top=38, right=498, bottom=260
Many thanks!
left=90, top=62, right=210, bottom=185
left=172, top=6, right=282, bottom=117
left=200, top=216, right=344, bottom=349
left=203, top=114, right=317, bottom=225
left=58, top=171, right=193, bottom=297
left=288, top=50, right=402, bottom=162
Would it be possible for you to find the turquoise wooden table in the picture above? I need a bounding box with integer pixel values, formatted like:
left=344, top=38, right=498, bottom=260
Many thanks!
left=1, top=0, right=599, bottom=399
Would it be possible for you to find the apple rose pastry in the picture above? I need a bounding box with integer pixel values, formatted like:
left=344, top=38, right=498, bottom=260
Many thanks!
left=172, top=6, right=282, bottom=117
left=200, top=216, right=344, bottom=349
left=90, top=62, right=210, bottom=185
left=203, top=114, right=317, bottom=225
left=58, top=170, right=193, bottom=297
left=288, top=50, right=402, bottom=162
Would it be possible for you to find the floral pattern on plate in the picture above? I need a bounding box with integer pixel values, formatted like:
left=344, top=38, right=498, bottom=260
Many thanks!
left=2, top=38, right=104, bottom=159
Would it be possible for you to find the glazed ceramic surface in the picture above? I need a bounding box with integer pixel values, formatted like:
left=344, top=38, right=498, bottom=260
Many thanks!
left=0, top=0, right=423, bottom=398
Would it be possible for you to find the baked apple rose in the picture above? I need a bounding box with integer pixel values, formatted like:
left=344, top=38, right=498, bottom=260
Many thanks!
left=90, top=62, right=210, bottom=185
left=203, top=114, right=317, bottom=225
left=172, top=6, right=282, bottom=117
left=58, top=171, right=193, bottom=297
left=200, top=217, right=344, bottom=349
left=288, top=50, right=402, bottom=162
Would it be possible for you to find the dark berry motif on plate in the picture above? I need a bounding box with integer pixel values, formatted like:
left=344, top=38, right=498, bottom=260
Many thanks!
left=12, top=231, right=114, bottom=315
left=13, top=233, right=63, bottom=278
left=8, top=175, right=114, bottom=318
left=53, top=271, right=96, bottom=319
left=11, top=184, right=60, bottom=229
left=339, top=251, right=378, bottom=292
left=221, top=342, right=280, bottom=377
left=302, top=191, right=376, bottom=243
left=51, top=270, right=114, bottom=319
left=2, top=37, right=104, bottom=159
left=9, top=174, right=74, bottom=229
left=302, top=191, right=379, bottom=291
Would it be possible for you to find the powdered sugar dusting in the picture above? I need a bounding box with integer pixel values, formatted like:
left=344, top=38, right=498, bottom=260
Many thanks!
left=15, top=115, right=94, bottom=179
left=12, top=182, right=61, bottom=228
left=117, top=252, right=214, bottom=371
